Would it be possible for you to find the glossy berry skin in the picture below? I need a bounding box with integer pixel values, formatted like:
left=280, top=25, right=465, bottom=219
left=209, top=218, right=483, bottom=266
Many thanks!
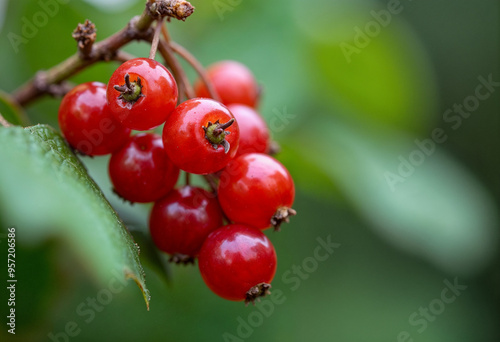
left=109, top=133, right=179, bottom=203
left=162, top=98, right=240, bottom=175
left=218, top=153, right=295, bottom=230
left=58, top=82, right=131, bottom=156
left=195, top=61, right=259, bottom=108
left=107, top=58, right=178, bottom=131
left=149, top=186, right=223, bottom=260
left=227, top=104, right=270, bottom=157
left=198, top=224, right=277, bottom=302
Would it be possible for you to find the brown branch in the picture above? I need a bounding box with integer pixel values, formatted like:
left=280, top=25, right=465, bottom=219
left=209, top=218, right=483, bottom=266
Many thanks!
left=12, top=11, right=152, bottom=106
left=12, top=0, right=194, bottom=107
left=37, top=79, right=74, bottom=98
left=170, top=41, right=220, bottom=102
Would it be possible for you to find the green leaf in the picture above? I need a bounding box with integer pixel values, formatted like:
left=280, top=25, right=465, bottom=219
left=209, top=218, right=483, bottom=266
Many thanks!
left=0, top=124, right=150, bottom=308
left=288, top=118, right=499, bottom=275
left=130, top=229, right=172, bottom=286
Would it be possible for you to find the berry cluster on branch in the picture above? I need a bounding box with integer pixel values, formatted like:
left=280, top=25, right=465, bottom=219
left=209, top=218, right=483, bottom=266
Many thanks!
left=1, top=0, right=297, bottom=305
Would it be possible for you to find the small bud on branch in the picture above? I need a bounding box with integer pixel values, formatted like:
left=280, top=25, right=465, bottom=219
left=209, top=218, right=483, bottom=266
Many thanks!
left=148, top=0, right=195, bottom=21
left=72, top=19, right=97, bottom=59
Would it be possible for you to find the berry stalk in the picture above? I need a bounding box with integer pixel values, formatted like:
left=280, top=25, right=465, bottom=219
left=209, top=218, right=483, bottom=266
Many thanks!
left=169, top=41, right=221, bottom=102
left=155, top=25, right=195, bottom=100
left=149, top=17, right=165, bottom=60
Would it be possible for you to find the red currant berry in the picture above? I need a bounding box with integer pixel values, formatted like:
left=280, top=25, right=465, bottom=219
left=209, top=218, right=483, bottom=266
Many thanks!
left=109, top=133, right=179, bottom=203
left=195, top=61, right=259, bottom=108
left=107, top=58, right=178, bottom=131
left=149, top=186, right=223, bottom=263
left=162, top=98, right=240, bottom=175
left=198, top=224, right=277, bottom=303
left=227, top=104, right=270, bottom=157
left=218, top=153, right=296, bottom=231
left=58, top=82, right=131, bottom=156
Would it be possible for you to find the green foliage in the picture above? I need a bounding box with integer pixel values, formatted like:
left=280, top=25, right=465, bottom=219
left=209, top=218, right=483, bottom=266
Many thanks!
left=288, top=118, right=498, bottom=274
left=0, top=125, right=150, bottom=307
left=309, top=14, right=437, bottom=133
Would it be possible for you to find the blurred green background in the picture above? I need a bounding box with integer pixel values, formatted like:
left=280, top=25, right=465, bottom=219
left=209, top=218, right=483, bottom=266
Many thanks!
left=0, top=0, right=499, bottom=341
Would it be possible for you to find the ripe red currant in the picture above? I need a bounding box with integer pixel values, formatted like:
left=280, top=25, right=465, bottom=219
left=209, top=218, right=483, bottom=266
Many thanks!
left=218, top=153, right=296, bottom=230
left=149, top=186, right=223, bottom=263
left=194, top=61, right=259, bottom=108
left=227, top=104, right=270, bottom=157
left=109, top=133, right=179, bottom=203
left=198, top=224, right=277, bottom=303
left=107, top=58, right=178, bottom=131
left=162, top=98, right=240, bottom=175
left=58, top=82, right=131, bottom=156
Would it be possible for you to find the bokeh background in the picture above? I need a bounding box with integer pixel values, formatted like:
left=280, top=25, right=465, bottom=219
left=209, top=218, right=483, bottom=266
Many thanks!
left=0, top=0, right=499, bottom=341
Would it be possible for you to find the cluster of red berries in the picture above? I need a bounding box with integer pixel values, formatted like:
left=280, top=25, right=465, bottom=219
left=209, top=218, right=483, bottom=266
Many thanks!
left=57, top=58, right=296, bottom=303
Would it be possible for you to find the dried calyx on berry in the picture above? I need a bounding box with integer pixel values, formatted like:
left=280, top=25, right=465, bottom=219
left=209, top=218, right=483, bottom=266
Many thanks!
left=202, top=118, right=235, bottom=153
left=114, top=73, right=144, bottom=106
left=245, top=283, right=272, bottom=305
left=169, top=253, right=195, bottom=265
left=271, top=207, right=297, bottom=232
